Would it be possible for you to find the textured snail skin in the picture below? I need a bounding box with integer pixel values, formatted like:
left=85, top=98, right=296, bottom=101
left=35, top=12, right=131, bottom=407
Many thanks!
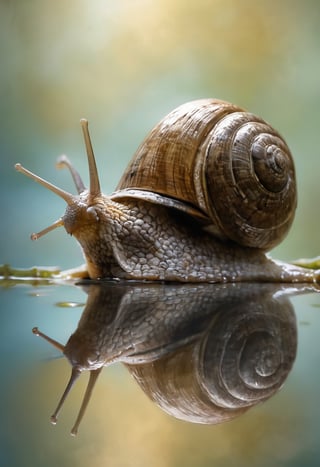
left=15, top=99, right=320, bottom=283
left=69, top=196, right=316, bottom=282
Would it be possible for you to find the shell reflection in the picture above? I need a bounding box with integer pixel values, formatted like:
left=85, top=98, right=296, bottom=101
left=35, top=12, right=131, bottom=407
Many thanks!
left=34, top=282, right=306, bottom=434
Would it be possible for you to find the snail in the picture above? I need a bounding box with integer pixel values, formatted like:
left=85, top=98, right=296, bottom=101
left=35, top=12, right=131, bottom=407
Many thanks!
left=32, top=281, right=303, bottom=434
left=15, top=98, right=319, bottom=283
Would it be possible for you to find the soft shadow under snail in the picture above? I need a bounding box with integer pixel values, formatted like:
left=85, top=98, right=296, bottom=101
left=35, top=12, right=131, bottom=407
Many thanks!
left=33, top=281, right=306, bottom=435
left=15, top=99, right=319, bottom=283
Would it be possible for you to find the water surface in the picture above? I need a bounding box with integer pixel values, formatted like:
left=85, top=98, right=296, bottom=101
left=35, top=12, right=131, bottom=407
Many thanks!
left=1, top=279, right=319, bottom=467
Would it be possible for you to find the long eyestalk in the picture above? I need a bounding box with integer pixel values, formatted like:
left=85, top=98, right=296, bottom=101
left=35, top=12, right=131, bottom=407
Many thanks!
left=80, top=119, right=101, bottom=200
left=71, top=368, right=103, bottom=436
left=56, top=155, right=86, bottom=194
left=15, top=163, right=75, bottom=204
left=50, top=367, right=82, bottom=426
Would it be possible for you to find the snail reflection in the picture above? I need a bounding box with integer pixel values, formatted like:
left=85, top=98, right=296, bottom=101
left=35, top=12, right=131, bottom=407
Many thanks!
left=33, top=281, right=311, bottom=435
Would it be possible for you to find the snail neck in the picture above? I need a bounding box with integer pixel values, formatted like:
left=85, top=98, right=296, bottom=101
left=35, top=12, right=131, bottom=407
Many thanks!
left=69, top=198, right=133, bottom=279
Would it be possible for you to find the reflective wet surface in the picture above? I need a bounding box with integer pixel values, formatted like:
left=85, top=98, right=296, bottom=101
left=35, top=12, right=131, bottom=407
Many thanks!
left=2, top=2, right=320, bottom=466
left=1, top=279, right=320, bottom=466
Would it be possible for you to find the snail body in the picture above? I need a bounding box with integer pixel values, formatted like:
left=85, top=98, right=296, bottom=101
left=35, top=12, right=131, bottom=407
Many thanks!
left=15, top=99, right=318, bottom=283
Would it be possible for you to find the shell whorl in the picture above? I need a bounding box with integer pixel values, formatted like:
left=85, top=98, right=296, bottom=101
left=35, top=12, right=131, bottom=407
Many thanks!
left=127, top=287, right=297, bottom=424
left=116, top=98, right=296, bottom=250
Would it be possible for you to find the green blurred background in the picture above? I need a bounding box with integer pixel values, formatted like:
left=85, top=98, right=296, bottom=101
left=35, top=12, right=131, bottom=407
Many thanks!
left=1, top=0, right=319, bottom=269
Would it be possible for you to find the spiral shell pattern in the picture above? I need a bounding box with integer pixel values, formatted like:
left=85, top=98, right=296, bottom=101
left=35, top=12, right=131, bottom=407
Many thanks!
left=200, top=109, right=296, bottom=249
left=198, top=297, right=297, bottom=410
left=127, top=285, right=297, bottom=424
left=116, top=99, right=296, bottom=249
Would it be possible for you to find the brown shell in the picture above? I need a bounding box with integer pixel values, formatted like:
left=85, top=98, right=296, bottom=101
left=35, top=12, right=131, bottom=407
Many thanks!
left=114, top=98, right=297, bottom=250
left=128, top=282, right=297, bottom=424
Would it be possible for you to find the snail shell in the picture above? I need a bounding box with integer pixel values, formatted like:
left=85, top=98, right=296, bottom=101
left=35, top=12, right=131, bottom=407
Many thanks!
left=128, top=284, right=297, bottom=424
left=115, top=99, right=296, bottom=249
